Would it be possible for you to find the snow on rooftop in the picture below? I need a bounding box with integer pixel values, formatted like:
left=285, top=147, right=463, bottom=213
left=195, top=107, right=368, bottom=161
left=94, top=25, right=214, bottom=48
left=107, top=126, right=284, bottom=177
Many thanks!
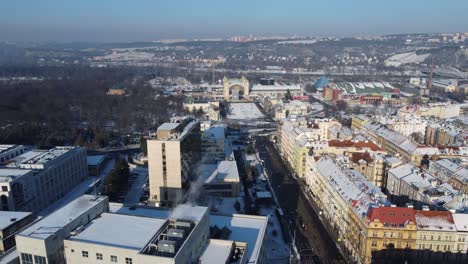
left=251, top=83, right=302, bottom=91
left=68, top=213, right=166, bottom=250
left=415, top=211, right=456, bottom=231
left=204, top=160, right=239, bottom=184
left=158, top=122, right=180, bottom=131
left=452, top=214, right=468, bottom=232
left=199, top=239, right=233, bottom=264
left=209, top=214, right=268, bottom=264
left=0, top=211, right=32, bottom=230
left=0, top=168, right=31, bottom=182
left=109, top=203, right=170, bottom=219
left=169, top=204, right=208, bottom=222
left=19, top=195, right=107, bottom=240
left=388, top=164, right=414, bottom=179
left=203, top=126, right=225, bottom=139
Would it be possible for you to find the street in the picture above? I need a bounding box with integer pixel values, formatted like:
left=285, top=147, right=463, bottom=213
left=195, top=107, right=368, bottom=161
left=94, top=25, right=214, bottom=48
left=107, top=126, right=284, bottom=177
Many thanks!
left=255, top=136, right=344, bottom=264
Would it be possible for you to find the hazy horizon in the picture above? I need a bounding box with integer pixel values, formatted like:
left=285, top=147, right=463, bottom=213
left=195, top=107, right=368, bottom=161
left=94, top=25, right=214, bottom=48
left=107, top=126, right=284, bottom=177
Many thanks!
left=1, top=0, right=467, bottom=42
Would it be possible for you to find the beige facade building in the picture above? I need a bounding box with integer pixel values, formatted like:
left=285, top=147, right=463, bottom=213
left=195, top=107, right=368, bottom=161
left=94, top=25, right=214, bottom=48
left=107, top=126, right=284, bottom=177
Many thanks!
left=148, top=119, right=201, bottom=207
left=183, top=98, right=220, bottom=121
left=414, top=210, right=457, bottom=256
left=223, top=77, right=249, bottom=100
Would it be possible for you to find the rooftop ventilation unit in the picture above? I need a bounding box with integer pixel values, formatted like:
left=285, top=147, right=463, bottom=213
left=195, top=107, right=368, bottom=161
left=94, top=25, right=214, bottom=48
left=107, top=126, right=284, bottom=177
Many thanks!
left=167, top=228, right=185, bottom=240
left=157, top=240, right=176, bottom=254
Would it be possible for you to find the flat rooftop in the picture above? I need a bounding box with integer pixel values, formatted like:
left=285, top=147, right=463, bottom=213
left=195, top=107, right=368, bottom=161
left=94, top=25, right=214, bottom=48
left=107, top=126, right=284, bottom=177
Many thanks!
left=68, top=213, right=166, bottom=250
left=0, top=211, right=32, bottom=231
left=0, top=168, right=31, bottom=182
left=158, top=122, right=180, bottom=131
left=109, top=203, right=170, bottom=219
left=9, top=147, right=76, bottom=169
left=0, top=144, right=21, bottom=154
left=199, top=239, right=233, bottom=264
left=209, top=214, right=268, bottom=264
left=109, top=203, right=207, bottom=223
left=18, top=195, right=107, bottom=240
left=203, top=160, right=239, bottom=184
left=203, top=126, right=225, bottom=139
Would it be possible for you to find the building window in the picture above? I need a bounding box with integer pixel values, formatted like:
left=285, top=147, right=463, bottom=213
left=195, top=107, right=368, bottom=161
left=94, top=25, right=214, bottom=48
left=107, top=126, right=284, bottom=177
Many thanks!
left=126, top=257, right=133, bottom=264
left=111, top=255, right=118, bottom=262
left=1, top=186, right=7, bottom=191
left=383, top=232, right=387, bottom=237
left=20, top=253, right=33, bottom=264
left=82, top=251, right=89, bottom=258
left=371, top=240, right=377, bottom=247
left=34, top=256, right=46, bottom=264
left=97, top=253, right=103, bottom=260
left=372, top=232, right=378, bottom=237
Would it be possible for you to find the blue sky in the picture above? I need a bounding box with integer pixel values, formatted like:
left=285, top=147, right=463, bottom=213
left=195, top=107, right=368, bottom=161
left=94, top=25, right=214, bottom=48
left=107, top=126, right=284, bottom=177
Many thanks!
left=1, top=0, right=467, bottom=42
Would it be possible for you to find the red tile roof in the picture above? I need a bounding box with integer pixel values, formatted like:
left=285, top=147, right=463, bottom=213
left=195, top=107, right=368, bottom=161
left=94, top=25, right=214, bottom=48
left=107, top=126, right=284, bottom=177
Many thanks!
left=350, top=152, right=374, bottom=164
left=368, top=207, right=416, bottom=227
left=329, top=140, right=381, bottom=151
left=414, top=210, right=455, bottom=226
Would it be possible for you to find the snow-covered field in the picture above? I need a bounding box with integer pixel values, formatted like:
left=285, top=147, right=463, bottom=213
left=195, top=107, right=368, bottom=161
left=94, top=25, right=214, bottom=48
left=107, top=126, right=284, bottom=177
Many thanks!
left=384, top=52, right=430, bottom=67
left=227, top=103, right=265, bottom=120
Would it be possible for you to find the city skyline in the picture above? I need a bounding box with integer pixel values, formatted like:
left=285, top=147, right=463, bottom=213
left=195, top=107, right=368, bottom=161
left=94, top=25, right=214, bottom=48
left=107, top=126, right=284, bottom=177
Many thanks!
left=1, top=0, right=468, bottom=42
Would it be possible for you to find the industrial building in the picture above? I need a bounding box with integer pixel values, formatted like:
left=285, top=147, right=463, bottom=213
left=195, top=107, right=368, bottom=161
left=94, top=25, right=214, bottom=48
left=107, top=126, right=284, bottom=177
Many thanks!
left=15, top=195, right=268, bottom=264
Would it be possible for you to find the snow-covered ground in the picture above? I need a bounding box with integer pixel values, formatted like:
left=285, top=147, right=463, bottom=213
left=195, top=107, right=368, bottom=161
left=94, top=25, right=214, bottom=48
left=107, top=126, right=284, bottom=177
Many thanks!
left=245, top=152, right=290, bottom=263
left=124, top=166, right=148, bottom=204
left=384, top=51, right=431, bottom=67
left=38, top=158, right=116, bottom=217
left=227, top=103, right=265, bottom=120
left=205, top=196, right=245, bottom=215
left=259, top=207, right=290, bottom=264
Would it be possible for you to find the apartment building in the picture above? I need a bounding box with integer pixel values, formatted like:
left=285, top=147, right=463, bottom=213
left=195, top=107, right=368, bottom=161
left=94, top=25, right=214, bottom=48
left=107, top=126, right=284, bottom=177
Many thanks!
left=365, top=207, right=418, bottom=263
left=429, top=159, right=468, bottom=194
left=452, top=214, right=468, bottom=259
left=345, top=152, right=386, bottom=188
left=380, top=116, right=427, bottom=138
left=274, top=100, right=310, bottom=120
left=414, top=210, right=457, bottom=258
left=306, top=156, right=389, bottom=263
left=279, top=117, right=341, bottom=178
left=147, top=118, right=201, bottom=207
left=16, top=195, right=268, bottom=264
left=0, top=146, right=88, bottom=212
left=183, top=98, right=220, bottom=121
